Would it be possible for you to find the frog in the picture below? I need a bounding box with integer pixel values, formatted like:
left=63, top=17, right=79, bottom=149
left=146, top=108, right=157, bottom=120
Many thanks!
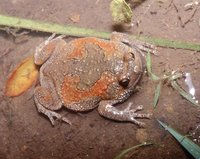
left=34, top=32, right=155, bottom=127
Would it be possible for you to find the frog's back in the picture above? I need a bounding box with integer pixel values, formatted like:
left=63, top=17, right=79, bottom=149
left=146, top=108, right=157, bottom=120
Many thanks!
left=42, top=37, right=132, bottom=109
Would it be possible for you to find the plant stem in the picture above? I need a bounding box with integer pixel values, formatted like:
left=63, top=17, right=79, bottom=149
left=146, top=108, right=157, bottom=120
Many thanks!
left=0, top=14, right=200, bottom=51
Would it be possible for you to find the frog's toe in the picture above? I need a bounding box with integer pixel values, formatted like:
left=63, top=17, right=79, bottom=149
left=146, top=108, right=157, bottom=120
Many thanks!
left=57, top=115, right=72, bottom=125
left=49, top=111, right=72, bottom=126
left=126, top=104, right=143, bottom=112
left=129, top=117, right=145, bottom=127
left=136, top=43, right=157, bottom=56
left=134, top=112, right=152, bottom=118
left=36, top=102, right=72, bottom=126
left=129, top=105, right=151, bottom=117
left=124, top=104, right=151, bottom=124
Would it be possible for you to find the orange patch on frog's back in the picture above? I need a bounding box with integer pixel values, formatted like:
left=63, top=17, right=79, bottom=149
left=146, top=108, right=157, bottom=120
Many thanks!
left=66, top=38, right=117, bottom=60
left=61, top=72, right=118, bottom=104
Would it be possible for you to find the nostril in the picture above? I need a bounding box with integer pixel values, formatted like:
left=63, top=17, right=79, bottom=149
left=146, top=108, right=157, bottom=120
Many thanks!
left=130, top=52, right=135, bottom=60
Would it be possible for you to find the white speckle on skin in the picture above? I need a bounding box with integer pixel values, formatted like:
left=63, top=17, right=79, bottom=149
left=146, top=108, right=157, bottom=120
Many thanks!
left=113, top=111, right=117, bottom=115
left=79, top=68, right=83, bottom=72
left=114, top=66, right=121, bottom=72
left=134, top=65, right=139, bottom=73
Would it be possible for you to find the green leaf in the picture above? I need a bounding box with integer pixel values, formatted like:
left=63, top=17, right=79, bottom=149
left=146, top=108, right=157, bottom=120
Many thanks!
left=110, top=0, right=133, bottom=24
left=158, top=120, right=200, bottom=159
left=146, top=52, right=152, bottom=74
left=151, top=73, right=160, bottom=81
left=153, top=81, right=162, bottom=108
left=171, top=80, right=200, bottom=107
left=114, top=142, right=153, bottom=159
left=146, top=52, right=160, bottom=81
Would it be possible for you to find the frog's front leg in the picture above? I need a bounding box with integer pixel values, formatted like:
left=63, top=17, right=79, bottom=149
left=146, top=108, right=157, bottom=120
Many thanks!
left=34, top=34, right=66, bottom=65
left=98, top=100, right=151, bottom=127
left=111, top=32, right=157, bottom=55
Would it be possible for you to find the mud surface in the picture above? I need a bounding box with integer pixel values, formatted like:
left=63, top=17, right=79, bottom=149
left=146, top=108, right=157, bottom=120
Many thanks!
left=0, top=0, right=200, bottom=159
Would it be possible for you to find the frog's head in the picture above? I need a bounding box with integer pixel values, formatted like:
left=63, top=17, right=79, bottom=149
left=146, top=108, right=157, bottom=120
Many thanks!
left=118, top=51, right=144, bottom=91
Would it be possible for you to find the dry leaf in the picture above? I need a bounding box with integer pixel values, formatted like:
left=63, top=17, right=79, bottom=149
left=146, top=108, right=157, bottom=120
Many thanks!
left=5, top=56, right=39, bottom=97
left=110, top=0, right=133, bottom=24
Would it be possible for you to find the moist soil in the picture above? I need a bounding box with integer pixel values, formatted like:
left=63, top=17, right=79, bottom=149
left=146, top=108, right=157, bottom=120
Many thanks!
left=0, top=0, right=200, bottom=159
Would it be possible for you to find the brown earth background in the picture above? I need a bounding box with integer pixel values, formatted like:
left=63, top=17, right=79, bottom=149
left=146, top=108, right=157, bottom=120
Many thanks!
left=0, top=0, right=200, bottom=159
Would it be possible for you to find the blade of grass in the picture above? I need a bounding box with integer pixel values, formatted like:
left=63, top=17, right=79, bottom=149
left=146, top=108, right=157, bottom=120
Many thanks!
left=114, top=142, right=153, bottom=159
left=171, top=80, right=200, bottom=107
left=153, top=81, right=162, bottom=108
left=169, top=72, right=184, bottom=81
left=146, top=52, right=152, bottom=74
left=136, top=36, right=200, bottom=51
left=158, top=120, right=200, bottom=159
left=146, top=52, right=160, bottom=81
left=0, top=14, right=111, bottom=39
left=0, top=14, right=200, bottom=51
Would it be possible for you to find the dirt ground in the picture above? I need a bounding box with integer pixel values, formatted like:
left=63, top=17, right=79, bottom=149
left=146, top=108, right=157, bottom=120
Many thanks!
left=0, top=0, right=200, bottom=159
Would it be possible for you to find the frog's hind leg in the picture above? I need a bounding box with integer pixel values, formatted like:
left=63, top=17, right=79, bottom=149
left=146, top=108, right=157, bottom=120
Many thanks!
left=98, top=100, right=151, bottom=127
left=34, top=86, right=71, bottom=125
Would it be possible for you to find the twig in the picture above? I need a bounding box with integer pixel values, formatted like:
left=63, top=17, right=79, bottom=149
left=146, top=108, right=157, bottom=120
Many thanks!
left=172, top=1, right=199, bottom=28
left=172, top=1, right=184, bottom=27
left=0, top=48, right=13, bottom=59
left=181, top=6, right=198, bottom=27
left=172, top=1, right=179, bottom=12
left=184, top=1, right=199, bottom=11
left=164, top=0, right=174, bottom=14
left=0, top=27, right=29, bottom=37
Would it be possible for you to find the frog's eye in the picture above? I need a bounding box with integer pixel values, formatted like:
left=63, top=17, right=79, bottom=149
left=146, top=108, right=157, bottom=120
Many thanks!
left=119, top=78, right=130, bottom=88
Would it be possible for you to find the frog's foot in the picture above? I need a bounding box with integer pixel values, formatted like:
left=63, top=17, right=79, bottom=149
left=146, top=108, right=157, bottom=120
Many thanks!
left=133, top=41, right=157, bottom=56
left=111, top=32, right=157, bottom=55
left=46, top=33, right=66, bottom=42
left=34, top=86, right=71, bottom=125
left=123, top=104, right=151, bottom=126
left=36, top=102, right=72, bottom=126
left=98, top=101, right=151, bottom=127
